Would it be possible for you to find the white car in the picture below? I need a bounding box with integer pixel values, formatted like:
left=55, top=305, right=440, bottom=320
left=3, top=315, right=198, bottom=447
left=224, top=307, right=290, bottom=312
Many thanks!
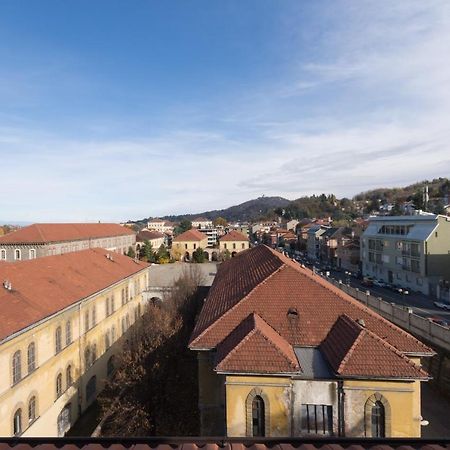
left=434, top=301, right=450, bottom=310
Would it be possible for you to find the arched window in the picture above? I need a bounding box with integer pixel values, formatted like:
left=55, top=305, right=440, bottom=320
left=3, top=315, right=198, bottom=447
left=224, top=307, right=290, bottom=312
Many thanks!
left=252, top=396, right=265, bottom=437
left=121, top=288, right=125, bottom=306
left=56, top=373, right=63, bottom=398
left=12, top=350, right=21, bottom=384
left=28, top=396, right=37, bottom=423
left=29, top=249, right=36, bottom=259
left=57, top=404, right=71, bottom=437
left=121, top=317, right=126, bottom=334
left=107, top=355, right=115, bottom=376
left=15, top=249, right=21, bottom=260
left=66, top=365, right=73, bottom=388
left=27, top=343, right=36, bottom=373
left=86, top=375, right=96, bottom=401
left=13, top=408, right=22, bottom=435
left=126, top=313, right=130, bottom=329
left=371, top=401, right=385, bottom=437
left=65, top=321, right=72, bottom=346
left=365, top=393, right=390, bottom=437
left=55, top=326, right=62, bottom=354
left=84, top=347, right=91, bottom=369
left=111, top=325, right=116, bottom=343
left=1, top=249, right=6, bottom=260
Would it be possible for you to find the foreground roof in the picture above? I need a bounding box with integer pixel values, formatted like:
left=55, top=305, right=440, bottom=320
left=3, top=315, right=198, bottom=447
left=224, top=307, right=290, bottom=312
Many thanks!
left=0, top=223, right=135, bottom=244
left=0, top=438, right=449, bottom=449
left=173, top=229, right=207, bottom=242
left=189, top=245, right=432, bottom=379
left=0, top=249, right=149, bottom=342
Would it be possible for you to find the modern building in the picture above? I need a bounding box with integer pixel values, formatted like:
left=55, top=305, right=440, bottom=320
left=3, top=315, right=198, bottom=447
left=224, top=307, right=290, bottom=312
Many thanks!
left=0, top=248, right=149, bottom=437
left=189, top=245, right=432, bottom=438
left=361, top=214, right=450, bottom=299
left=0, top=223, right=136, bottom=262
left=171, top=229, right=208, bottom=262
left=199, top=228, right=219, bottom=247
left=218, top=230, right=250, bottom=256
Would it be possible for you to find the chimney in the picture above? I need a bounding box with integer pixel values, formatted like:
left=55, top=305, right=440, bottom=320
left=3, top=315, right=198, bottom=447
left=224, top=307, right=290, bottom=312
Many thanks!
left=356, top=318, right=366, bottom=327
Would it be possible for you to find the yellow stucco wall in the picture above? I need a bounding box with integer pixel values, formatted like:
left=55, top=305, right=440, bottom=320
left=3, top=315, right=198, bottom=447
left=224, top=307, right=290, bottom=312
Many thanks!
left=225, top=375, right=291, bottom=437
left=171, top=238, right=209, bottom=260
left=343, top=379, right=421, bottom=437
left=0, top=269, right=148, bottom=437
left=219, top=241, right=249, bottom=254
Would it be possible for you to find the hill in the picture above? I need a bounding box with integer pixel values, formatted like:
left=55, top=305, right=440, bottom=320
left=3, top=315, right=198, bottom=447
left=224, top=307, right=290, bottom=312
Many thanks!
left=162, top=196, right=291, bottom=223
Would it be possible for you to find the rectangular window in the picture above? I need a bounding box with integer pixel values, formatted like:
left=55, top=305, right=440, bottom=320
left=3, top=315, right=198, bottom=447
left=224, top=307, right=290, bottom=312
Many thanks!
left=300, top=404, right=333, bottom=435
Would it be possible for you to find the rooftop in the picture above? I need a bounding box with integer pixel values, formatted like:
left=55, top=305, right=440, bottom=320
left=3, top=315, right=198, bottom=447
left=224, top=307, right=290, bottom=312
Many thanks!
left=0, top=223, right=135, bottom=244
left=0, top=248, right=149, bottom=342
left=219, top=230, right=249, bottom=242
left=173, top=229, right=208, bottom=242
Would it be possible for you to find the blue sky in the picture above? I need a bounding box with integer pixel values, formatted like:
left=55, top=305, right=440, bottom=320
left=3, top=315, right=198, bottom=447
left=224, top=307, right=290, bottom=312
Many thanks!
left=1, top=1, right=449, bottom=222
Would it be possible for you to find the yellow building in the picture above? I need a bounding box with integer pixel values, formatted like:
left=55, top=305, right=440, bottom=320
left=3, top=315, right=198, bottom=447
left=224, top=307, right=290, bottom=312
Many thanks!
left=171, top=229, right=208, bottom=262
left=0, top=248, right=149, bottom=437
left=189, top=245, right=433, bottom=438
left=218, top=230, right=249, bottom=256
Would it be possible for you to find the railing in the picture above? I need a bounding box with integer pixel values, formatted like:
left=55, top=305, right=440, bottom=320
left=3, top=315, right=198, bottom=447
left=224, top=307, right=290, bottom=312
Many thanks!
left=326, top=277, right=450, bottom=353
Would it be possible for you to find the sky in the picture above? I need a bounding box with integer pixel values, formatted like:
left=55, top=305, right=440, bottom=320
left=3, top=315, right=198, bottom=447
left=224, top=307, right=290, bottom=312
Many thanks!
left=1, top=0, right=449, bottom=222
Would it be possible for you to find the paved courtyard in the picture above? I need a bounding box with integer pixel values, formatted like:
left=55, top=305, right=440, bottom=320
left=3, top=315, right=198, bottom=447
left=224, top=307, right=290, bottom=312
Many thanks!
left=421, top=382, right=450, bottom=437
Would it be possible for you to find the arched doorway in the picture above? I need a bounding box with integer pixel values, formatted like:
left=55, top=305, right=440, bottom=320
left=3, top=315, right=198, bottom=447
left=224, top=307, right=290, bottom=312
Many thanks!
left=203, top=251, right=209, bottom=261
left=184, top=252, right=190, bottom=262
left=232, top=251, right=237, bottom=257
left=150, top=297, right=163, bottom=307
left=212, top=251, right=218, bottom=261
left=252, top=396, right=265, bottom=437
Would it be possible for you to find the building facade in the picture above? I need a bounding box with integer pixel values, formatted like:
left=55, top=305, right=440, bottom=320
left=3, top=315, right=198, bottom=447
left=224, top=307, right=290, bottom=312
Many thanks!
left=0, top=249, right=149, bottom=437
left=219, top=231, right=250, bottom=256
left=189, top=245, right=432, bottom=438
left=146, top=219, right=175, bottom=235
left=361, top=214, right=450, bottom=299
left=171, top=229, right=209, bottom=262
left=192, top=218, right=213, bottom=229
left=0, top=223, right=136, bottom=262
left=136, top=230, right=167, bottom=252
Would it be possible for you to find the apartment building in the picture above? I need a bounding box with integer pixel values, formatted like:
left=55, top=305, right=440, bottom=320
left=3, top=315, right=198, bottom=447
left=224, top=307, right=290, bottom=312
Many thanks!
left=306, top=225, right=329, bottom=261
left=361, top=214, right=450, bottom=299
left=189, top=245, right=432, bottom=437
left=191, top=217, right=213, bottom=229
left=0, top=223, right=136, bottom=262
left=146, top=219, right=175, bottom=235
left=0, top=249, right=149, bottom=437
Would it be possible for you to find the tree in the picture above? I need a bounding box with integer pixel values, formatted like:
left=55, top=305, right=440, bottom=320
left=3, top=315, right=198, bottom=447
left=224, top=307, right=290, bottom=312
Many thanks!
left=126, top=246, right=136, bottom=258
left=221, top=249, right=231, bottom=261
left=174, top=220, right=192, bottom=236
left=142, top=240, right=156, bottom=263
left=192, top=247, right=206, bottom=263
left=213, top=216, right=227, bottom=227
left=156, top=244, right=170, bottom=264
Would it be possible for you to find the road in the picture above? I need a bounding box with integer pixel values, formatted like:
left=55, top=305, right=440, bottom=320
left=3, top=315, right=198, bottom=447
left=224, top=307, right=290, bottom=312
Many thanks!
left=303, top=261, right=450, bottom=323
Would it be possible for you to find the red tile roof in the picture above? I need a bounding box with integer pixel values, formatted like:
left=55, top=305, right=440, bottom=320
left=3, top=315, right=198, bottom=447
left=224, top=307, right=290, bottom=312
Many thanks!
left=0, top=249, right=149, bottom=341
left=219, top=230, right=249, bottom=242
left=137, top=230, right=166, bottom=241
left=216, top=313, right=300, bottom=373
left=173, top=229, right=208, bottom=242
left=0, top=223, right=135, bottom=244
left=190, top=245, right=432, bottom=377
left=321, top=315, right=428, bottom=379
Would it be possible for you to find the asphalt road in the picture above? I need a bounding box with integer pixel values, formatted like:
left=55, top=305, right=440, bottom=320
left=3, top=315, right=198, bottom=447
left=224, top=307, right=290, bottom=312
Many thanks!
left=308, top=263, right=450, bottom=323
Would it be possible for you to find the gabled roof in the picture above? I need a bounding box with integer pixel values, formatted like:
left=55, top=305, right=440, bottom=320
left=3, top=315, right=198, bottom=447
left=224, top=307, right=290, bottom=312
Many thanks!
left=137, top=230, right=165, bottom=241
left=219, top=230, right=249, bottom=242
left=0, top=223, right=135, bottom=244
left=173, top=229, right=208, bottom=242
left=190, top=246, right=431, bottom=358
left=215, top=313, right=299, bottom=374
left=0, top=249, right=149, bottom=342
left=321, top=315, right=428, bottom=379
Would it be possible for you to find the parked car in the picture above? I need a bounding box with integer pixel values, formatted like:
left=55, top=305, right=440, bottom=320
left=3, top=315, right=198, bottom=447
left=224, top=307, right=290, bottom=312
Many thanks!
left=428, top=317, right=450, bottom=327
left=433, top=301, right=450, bottom=310
left=390, top=284, right=409, bottom=295
left=373, top=279, right=388, bottom=288
left=362, top=276, right=374, bottom=287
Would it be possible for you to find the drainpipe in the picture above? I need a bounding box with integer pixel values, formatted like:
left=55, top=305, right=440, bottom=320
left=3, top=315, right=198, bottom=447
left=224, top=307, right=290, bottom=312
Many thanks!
left=337, top=380, right=345, bottom=436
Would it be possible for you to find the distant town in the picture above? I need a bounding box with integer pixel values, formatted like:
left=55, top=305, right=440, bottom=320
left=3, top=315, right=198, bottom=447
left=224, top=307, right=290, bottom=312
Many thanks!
left=0, top=177, right=450, bottom=438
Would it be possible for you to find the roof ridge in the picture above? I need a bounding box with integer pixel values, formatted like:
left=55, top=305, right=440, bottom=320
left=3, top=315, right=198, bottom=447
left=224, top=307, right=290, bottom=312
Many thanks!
left=189, top=259, right=286, bottom=347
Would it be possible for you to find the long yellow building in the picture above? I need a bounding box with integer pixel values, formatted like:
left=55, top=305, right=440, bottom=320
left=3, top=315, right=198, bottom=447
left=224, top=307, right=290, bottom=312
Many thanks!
left=0, top=248, right=149, bottom=437
left=189, top=245, right=433, bottom=438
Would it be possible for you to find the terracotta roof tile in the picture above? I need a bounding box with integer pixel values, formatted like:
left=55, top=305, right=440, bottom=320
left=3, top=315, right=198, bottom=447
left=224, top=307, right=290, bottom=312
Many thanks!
left=321, top=315, right=428, bottom=379
left=215, top=313, right=299, bottom=373
left=219, top=230, right=249, bottom=242
left=137, top=230, right=166, bottom=241
left=0, top=249, right=149, bottom=341
left=0, top=223, right=135, bottom=244
left=190, top=246, right=432, bottom=360
left=172, top=229, right=207, bottom=242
